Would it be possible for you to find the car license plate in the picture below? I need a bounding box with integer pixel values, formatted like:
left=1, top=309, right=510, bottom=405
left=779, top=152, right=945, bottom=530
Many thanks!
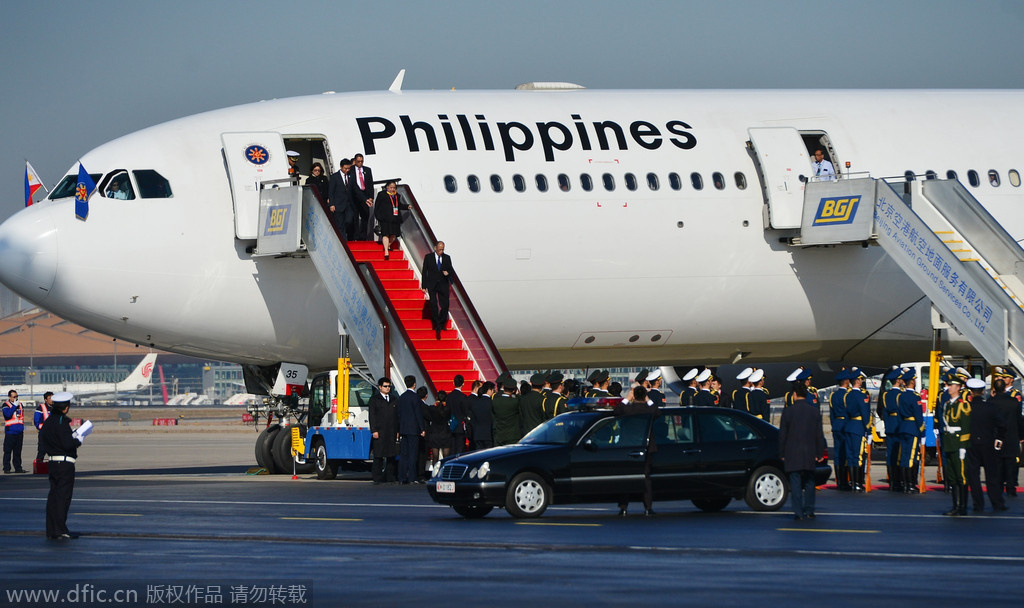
left=436, top=481, right=455, bottom=493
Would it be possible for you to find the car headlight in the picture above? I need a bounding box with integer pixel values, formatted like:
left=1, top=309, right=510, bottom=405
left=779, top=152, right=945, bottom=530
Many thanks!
left=468, top=462, right=491, bottom=479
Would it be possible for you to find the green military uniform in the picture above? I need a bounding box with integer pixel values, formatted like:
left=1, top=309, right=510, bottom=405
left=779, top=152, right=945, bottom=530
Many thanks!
left=492, top=390, right=521, bottom=446
left=544, top=392, right=568, bottom=418
left=941, top=391, right=971, bottom=516
left=519, top=387, right=546, bottom=436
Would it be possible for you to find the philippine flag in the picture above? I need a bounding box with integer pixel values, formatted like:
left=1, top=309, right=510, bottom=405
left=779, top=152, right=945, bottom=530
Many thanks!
left=74, top=162, right=96, bottom=221
left=24, top=161, right=45, bottom=207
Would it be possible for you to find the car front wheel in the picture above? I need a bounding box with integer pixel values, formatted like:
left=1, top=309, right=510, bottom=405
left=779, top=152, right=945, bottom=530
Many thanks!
left=745, top=466, right=788, bottom=511
left=505, top=472, right=550, bottom=518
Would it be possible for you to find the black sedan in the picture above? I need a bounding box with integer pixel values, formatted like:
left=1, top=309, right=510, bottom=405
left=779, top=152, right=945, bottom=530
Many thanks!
left=428, top=406, right=831, bottom=518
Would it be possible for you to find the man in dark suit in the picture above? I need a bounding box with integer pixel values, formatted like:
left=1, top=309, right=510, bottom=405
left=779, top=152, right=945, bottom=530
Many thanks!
left=349, top=153, right=375, bottom=240
left=779, top=383, right=826, bottom=520
left=327, top=158, right=357, bottom=239
left=471, top=382, right=496, bottom=450
left=397, top=375, right=425, bottom=484
left=421, top=241, right=455, bottom=339
left=966, top=378, right=1008, bottom=512
left=989, top=377, right=1024, bottom=499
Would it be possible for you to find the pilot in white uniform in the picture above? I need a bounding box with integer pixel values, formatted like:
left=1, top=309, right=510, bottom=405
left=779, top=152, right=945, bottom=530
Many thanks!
left=812, top=149, right=836, bottom=181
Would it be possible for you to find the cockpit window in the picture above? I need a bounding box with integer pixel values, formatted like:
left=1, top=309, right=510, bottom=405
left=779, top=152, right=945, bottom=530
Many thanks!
left=132, top=170, right=173, bottom=198
left=49, top=173, right=102, bottom=200
left=101, top=170, right=136, bottom=200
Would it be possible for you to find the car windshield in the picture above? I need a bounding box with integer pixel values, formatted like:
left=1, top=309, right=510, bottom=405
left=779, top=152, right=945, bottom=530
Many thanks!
left=520, top=413, right=599, bottom=445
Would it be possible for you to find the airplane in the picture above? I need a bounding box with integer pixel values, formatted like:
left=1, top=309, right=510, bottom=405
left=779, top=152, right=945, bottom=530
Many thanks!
left=3, top=353, right=157, bottom=401
left=1, top=79, right=1022, bottom=393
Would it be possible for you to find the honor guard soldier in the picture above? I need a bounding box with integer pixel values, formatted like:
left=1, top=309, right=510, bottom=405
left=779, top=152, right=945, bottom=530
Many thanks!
left=647, top=370, right=666, bottom=407
left=519, top=373, right=547, bottom=435
left=993, top=367, right=1023, bottom=406
left=941, top=375, right=971, bottom=515
left=844, top=368, right=871, bottom=492
left=830, top=369, right=851, bottom=491
left=879, top=367, right=905, bottom=491
left=492, top=377, right=522, bottom=446
left=693, top=369, right=716, bottom=406
left=542, top=372, right=566, bottom=420
left=679, top=368, right=699, bottom=406
left=896, top=368, right=925, bottom=493
left=785, top=367, right=819, bottom=408
left=584, top=369, right=602, bottom=398
left=732, top=367, right=754, bottom=410
left=633, top=369, right=651, bottom=392
left=589, top=370, right=612, bottom=400
left=710, top=375, right=725, bottom=407
left=745, top=369, right=770, bottom=420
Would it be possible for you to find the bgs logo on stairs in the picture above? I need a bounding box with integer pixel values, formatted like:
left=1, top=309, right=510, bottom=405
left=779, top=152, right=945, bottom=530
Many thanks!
left=812, top=196, right=860, bottom=225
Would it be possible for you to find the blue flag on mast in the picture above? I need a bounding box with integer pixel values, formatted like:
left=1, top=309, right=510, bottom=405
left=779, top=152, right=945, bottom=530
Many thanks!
left=74, top=162, right=95, bottom=220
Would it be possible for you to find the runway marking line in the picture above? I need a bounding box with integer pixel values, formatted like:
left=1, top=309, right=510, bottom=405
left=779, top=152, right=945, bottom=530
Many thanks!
left=515, top=522, right=602, bottom=527
left=777, top=528, right=879, bottom=534
left=279, top=517, right=363, bottom=522
left=76, top=513, right=142, bottom=517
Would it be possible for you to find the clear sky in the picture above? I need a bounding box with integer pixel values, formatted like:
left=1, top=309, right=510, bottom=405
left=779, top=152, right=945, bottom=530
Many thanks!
left=1, top=0, right=1022, bottom=223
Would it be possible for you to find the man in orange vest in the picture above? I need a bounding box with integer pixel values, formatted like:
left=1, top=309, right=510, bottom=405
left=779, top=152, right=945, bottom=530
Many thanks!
left=34, top=391, right=54, bottom=463
left=3, top=389, right=27, bottom=473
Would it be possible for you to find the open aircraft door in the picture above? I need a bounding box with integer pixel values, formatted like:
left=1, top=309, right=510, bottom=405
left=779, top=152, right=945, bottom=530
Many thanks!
left=748, top=127, right=809, bottom=229
left=221, top=132, right=289, bottom=239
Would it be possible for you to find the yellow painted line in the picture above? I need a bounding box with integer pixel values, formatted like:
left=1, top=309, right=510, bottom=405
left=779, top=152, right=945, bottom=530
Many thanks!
left=76, top=512, right=142, bottom=517
left=777, top=528, right=879, bottom=534
left=515, top=522, right=602, bottom=527
left=279, top=517, right=363, bottom=522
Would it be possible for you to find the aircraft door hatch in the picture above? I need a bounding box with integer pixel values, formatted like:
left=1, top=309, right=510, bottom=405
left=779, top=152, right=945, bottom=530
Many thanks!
left=221, top=132, right=289, bottom=240
left=747, top=127, right=809, bottom=229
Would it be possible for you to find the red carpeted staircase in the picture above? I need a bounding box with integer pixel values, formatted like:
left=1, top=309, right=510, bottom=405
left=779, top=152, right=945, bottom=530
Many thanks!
left=347, top=241, right=480, bottom=390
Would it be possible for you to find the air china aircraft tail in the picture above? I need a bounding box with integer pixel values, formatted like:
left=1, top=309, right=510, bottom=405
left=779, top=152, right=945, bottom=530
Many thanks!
left=1, top=82, right=1024, bottom=393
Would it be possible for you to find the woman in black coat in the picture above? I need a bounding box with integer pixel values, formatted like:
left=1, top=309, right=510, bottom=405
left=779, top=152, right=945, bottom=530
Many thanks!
left=367, top=378, right=398, bottom=484
left=373, top=181, right=409, bottom=260
left=304, top=162, right=329, bottom=203
left=425, top=391, right=452, bottom=475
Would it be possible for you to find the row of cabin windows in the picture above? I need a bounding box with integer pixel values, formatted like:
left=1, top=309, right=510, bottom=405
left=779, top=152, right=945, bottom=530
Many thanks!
left=443, top=171, right=749, bottom=194
left=908, top=169, right=1022, bottom=188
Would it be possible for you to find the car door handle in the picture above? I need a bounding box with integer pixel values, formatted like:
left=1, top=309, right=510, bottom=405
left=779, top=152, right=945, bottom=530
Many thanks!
left=682, top=449, right=700, bottom=455
left=741, top=446, right=759, bottom=452
left=628, top=451, right=646, bottom=458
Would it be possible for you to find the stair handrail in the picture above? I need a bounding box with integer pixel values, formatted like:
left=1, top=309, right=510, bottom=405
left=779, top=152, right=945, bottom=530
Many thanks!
left=302, top=187, right=390, bottom=380
left=304, top=186, right=439, bottom=400
left=395, top=184, right=508, bottom=382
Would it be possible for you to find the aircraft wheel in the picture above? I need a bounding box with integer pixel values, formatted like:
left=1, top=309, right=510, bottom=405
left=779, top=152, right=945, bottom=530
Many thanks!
left=257, top=426, right=280, bottom=474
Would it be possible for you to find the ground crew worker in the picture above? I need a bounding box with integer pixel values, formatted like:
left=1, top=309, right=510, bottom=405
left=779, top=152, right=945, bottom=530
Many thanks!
left=880, top=366, right=904, bottom=491
left=492, top=378, right=521, bottom=445
left=39, top=392, right=81, bottom=539
left=693, top=369, right=716, bottom=406
left=844, top=368, right=871, bottom=492
left=941, top=375, right=970, bottom=516
left=896, top=369, right=925, bottom=493
left=679, top=368, right=698, bottom=406
left=519, top=373, right=547, bottom=434
left=34, top=391, right=54, bottom=463
left=829, top=369, right=851, bottom=491
left=3, top=389, right=26, bottom=474
left=732, top=367, right=753, bottom=411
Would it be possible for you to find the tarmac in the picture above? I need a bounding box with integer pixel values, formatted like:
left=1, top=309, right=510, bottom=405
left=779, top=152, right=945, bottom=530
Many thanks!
left=0, top=410, right=1021, bottom=607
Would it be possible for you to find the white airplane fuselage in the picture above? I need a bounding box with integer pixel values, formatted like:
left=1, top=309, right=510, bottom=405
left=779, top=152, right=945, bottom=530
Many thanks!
left=2, top=89, right=1022, bottom=371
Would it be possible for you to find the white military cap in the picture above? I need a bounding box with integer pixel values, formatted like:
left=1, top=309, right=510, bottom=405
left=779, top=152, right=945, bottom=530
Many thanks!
left=736, top=367, right=753, bottom=381
left=286, top=150, right=300, bottom=157
left=786, top=367, right=803, bottom=382
left=966, top=378, right=986, bottom=390
left=646, top=369, right=662, bottom=382
left=696, top=369, right=712, bottom=383
left=52, top=391, right=74, bottom=403
left=749, top=369, right=765, bottom=383
left=682, top=368, right=698, bottom=381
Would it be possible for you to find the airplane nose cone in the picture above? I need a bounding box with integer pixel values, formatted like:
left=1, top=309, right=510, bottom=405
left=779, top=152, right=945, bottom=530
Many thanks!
left=0, top=205, right=58, bottom=304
